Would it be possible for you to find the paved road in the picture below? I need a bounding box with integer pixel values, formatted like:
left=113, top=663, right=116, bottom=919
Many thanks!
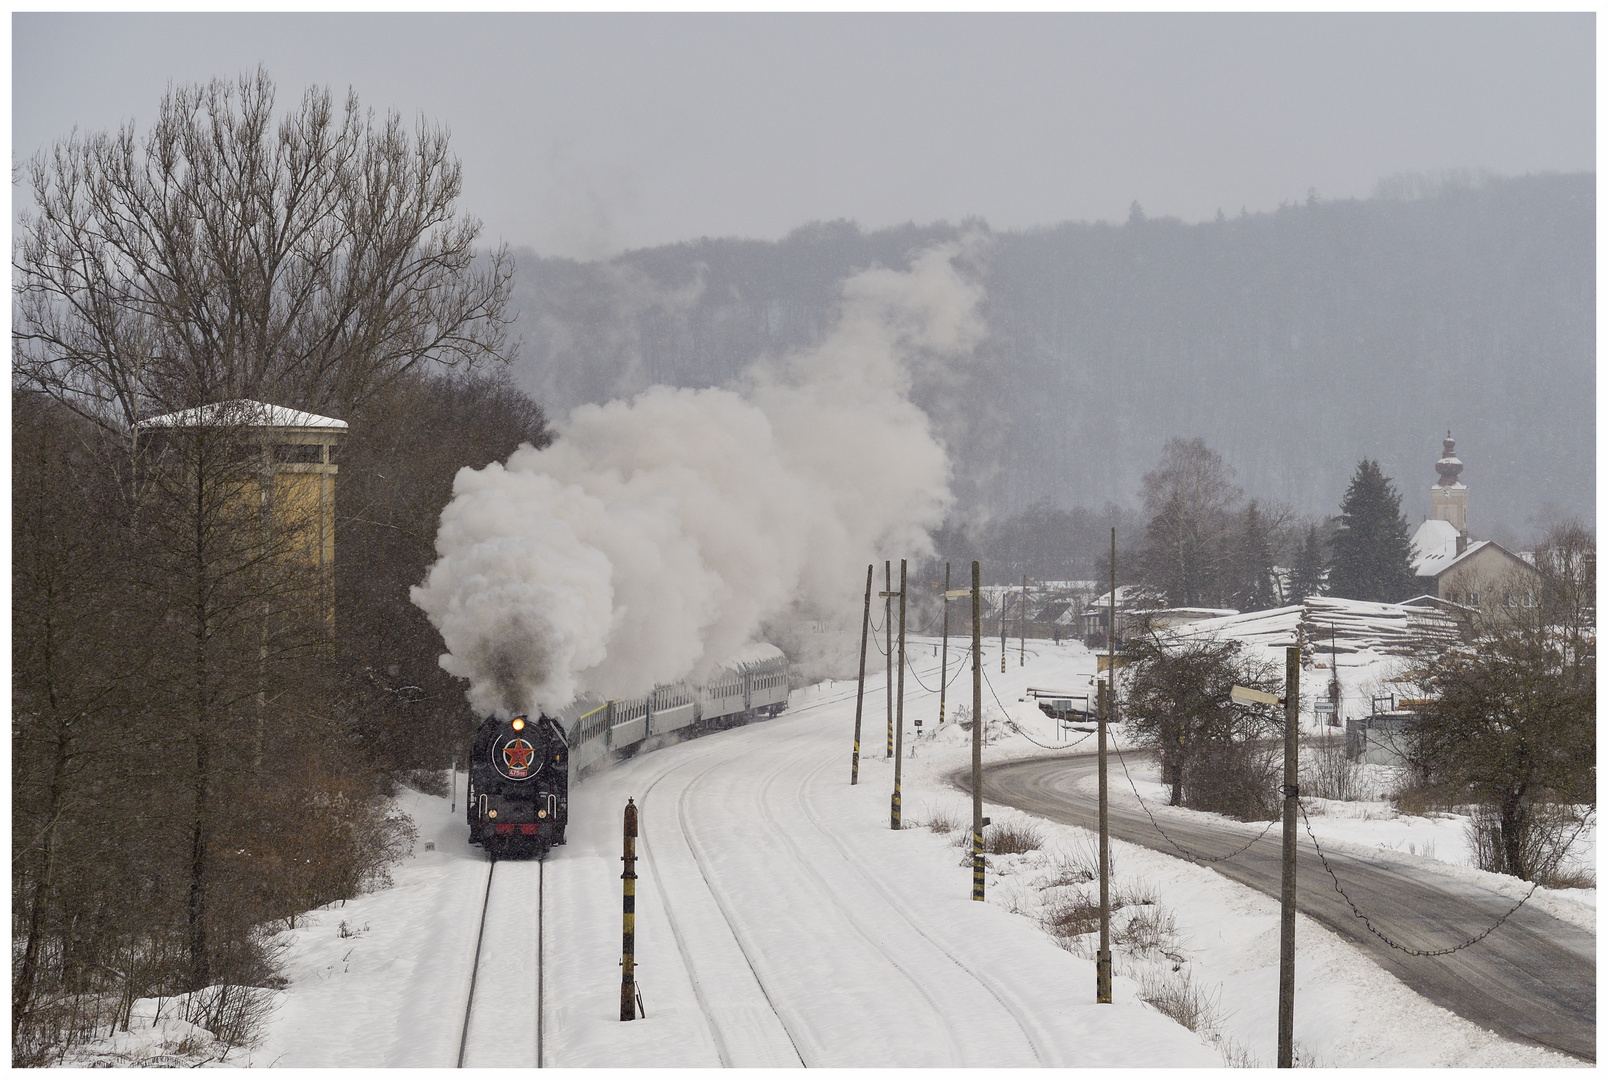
left=969, top=753, right=1596, bottom=1062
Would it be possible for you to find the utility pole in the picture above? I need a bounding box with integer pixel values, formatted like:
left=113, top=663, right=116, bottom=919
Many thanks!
left=1020, top=574, right=1027, bottom=666
left=1000, top=582, right=1007, bottom=673
left=1108, top=527, right=1117, bottom=677
left=971, top=560, right=986, bottom=901
left=851, top=564, right=873, bottom=785
left=883, top=561, right=894, bottom=759
left=1097, top=678, right=1112, bottom=1002
left=620, top=798, right=639, bottom=1021
left=1099, top=525, right=1117, bottom=1004
left=938, top=563, right=951, bottom=730
left=1329, top=622, right=1340, bottom=728
left=892, top=559, right=907, bottom=828
left=1278, top=644, right=1300, bottom=1067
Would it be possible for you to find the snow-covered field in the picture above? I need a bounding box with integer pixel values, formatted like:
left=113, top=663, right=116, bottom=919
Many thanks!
left=77, top=636, right=1591, bottom=1067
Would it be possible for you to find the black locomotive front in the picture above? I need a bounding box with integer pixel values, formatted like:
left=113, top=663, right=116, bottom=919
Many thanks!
left=467, top=713, right=569, bottom=857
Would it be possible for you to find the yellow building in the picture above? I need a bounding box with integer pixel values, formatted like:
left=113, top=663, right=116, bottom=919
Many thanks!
left=140, top=399, right=347, bottom=625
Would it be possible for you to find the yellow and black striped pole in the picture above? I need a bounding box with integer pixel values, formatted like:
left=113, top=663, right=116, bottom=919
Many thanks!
left=620, top=798, right=638, bottom=1021
left=971, top=560, right=986, bottom=901
left=851, top=564, right=873, bottom=785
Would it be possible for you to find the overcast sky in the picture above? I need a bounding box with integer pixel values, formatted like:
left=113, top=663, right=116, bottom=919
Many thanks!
left=13, top=12, right=1595, bottom=260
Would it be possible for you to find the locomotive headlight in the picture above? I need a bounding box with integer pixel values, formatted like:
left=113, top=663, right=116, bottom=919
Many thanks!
left=537, top=809, right=547, bottom=818
left=488, top=810, right=498, bottom=818
left=511, top=717, right=525, bottom=731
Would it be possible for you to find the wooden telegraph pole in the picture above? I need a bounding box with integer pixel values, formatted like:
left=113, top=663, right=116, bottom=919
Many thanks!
left=883, top=561, right=894, bottom=759
left=1020, top=574, right=1027, bottom=666
left=1278, top=645, right=1301, bottom=1066
left=938, top=563, right=951, bottom=729
left=971, top=561, right=986, bottom=901
left=1097, top=526, right=1115, bottom=1003
left=892, top=559, right=907, bottom=828
left=851, top=564, right=873, bottom=785
left=1000, top=580, right=1007, bottom=673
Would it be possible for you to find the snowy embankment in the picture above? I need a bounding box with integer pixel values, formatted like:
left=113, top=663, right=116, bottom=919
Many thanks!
left=80, top=636, right=1590, bottom=1067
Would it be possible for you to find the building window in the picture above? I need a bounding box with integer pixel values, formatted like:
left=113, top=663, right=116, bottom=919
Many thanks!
left=273, top=443, right=323, bottom=464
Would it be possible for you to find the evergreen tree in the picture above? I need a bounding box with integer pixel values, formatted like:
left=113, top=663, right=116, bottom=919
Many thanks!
left=1287, top=522, right=1327, bottom=602
left=1327, top=460, right=1419, bottom=601
left=1228, top=501, right=1280, bottom=612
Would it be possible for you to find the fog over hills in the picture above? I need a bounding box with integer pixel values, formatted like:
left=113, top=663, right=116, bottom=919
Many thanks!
left=505, top=172, right=1593, bottom=544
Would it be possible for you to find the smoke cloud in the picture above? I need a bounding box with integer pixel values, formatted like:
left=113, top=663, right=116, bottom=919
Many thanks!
left=411, top=238, right=986, bottom=718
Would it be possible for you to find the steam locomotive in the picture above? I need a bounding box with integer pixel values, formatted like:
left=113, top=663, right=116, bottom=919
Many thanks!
left=466, top=712, right=569, bottom=857
left=466, top=644, right=789, bottom=858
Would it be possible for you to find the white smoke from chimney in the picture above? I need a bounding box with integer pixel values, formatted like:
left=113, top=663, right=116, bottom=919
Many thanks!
left=411, top=237, right=986, bottom=718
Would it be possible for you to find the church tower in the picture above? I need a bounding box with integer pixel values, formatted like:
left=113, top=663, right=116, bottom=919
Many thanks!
left=1429, top=431, right=1467, bottom=534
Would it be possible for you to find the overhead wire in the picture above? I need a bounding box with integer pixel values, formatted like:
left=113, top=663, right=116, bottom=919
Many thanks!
left=1297, top=799, right=1549, bottom=956
left=979, top=664, right=1097, bottom=751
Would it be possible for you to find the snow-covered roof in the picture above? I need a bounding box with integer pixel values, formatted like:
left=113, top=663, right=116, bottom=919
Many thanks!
left=140, top=399, right=348, bottom=432
left=1133, top=607, right=1239, bottom=619
left=715, top=642, right=786, bottom=670
left=1411, top=518, right=1462, bottom=577
left=1419, top=538, right=1503, bottom=579
left=1088, top=585, right=1143, bottom=609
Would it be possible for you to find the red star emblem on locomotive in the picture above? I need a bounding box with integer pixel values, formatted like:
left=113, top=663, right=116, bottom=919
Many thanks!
left=503, top=738, right=535, bottom=772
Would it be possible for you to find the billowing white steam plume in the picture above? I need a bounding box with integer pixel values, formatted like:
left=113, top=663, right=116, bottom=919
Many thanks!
left=411, top=238, right=985, bottom=718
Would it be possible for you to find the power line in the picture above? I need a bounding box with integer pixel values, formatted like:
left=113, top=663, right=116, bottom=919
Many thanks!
left=978, top=666, right=1095, bottom=751
left=1297, top=800, right=1541, bottom=957
left=1106, top=740, right=1279, bottom=864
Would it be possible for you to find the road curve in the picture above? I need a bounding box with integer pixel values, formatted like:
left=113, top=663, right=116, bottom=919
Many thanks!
left=970, top=752, right=1596, bottom=1062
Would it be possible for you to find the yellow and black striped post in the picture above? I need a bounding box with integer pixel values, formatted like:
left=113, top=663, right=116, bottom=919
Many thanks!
left=971, top=820, right=987, bottom=901
left=971, top=561, right=986, bottom=902
left=620, top=798, right=638, bottom=1021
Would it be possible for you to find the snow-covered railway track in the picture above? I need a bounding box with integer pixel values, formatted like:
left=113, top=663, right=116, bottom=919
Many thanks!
left=457, top=857, right=546, bottom=1068
left=628, top=658, right=958, bottom=1067
left=788, top=751, right=1058, bottom=1064
left=639, top=745, right=809, bottom=1067
left=747, top=752, right=974, bottom=1063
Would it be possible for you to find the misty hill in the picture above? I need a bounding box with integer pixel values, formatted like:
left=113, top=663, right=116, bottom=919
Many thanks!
left=505, top=172, right=1593, bottom=538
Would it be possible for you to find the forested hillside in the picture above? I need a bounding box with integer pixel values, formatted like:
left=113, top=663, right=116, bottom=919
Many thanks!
left=506, top=172, right=1593, bottom=542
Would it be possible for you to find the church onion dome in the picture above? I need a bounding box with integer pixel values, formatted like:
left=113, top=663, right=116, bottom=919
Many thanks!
left=1435, top=431, right=1463, bottom=487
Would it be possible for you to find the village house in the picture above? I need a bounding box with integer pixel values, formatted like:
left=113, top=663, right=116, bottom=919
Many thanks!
left=1408, top=433, right=1541, bottom=618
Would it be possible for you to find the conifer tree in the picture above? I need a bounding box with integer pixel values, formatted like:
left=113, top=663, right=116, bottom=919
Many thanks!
left=1287, top=522, right=1327, bottom=602
left=1228, top=501, right=1280, bottom=611
left=1327, top=460, right=1419, bottom=602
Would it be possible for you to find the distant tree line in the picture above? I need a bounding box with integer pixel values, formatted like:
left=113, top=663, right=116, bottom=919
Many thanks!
left=505, top=172, right=1593, bottom=534
left=12, top=71, right=544, bottom=1062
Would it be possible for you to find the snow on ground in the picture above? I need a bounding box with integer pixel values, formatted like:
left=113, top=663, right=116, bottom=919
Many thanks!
left=77, top=636, right=1590, bottom=1067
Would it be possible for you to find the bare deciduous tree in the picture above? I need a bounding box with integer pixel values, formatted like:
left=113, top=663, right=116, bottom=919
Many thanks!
left=1133, top=437, right=1242, bottom=607
left=1121, top=630, right=1280, bottom=815
left=13, top=69, right=514, bottom=1060
left=1407, top=527, right=1595, bottom=882
left=14, top=67, right=515, bottom=430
